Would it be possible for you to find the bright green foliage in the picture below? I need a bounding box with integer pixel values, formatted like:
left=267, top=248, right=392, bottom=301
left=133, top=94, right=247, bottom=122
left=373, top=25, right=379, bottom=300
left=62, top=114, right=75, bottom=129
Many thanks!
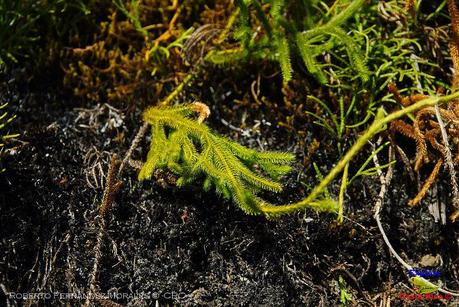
left=260, top=91, right=459, bottom=217
left=302, top=0, right=448, bottom=152
left=206, top=0, right=369, bottom=83
left=139, top=104, right=295, bottom=215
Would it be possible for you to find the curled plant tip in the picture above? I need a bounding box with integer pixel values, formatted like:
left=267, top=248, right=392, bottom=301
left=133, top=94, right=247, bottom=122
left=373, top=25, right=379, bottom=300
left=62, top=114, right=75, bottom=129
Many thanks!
left=191, top=101, right=211, bottom=123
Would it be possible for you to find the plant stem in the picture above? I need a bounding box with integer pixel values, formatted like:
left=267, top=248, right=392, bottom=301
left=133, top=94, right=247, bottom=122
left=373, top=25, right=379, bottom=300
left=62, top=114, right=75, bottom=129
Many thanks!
left=261, top=91, right=459, bottom=216
left=337, top=163, right=348, bottom=224
left=159, top=73, right=193, bottom=106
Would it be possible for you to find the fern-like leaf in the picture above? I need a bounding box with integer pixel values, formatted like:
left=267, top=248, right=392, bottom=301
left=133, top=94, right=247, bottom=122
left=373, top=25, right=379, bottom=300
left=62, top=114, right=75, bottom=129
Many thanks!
left=209, top=0, right=368, bottom=83
left=296, top=33, right=327, bottom=83
left=139, top=103, right=295, bottom=215
left=276, top=35, right=292, bottom=81
left=325, top=26, right=369, bottom=82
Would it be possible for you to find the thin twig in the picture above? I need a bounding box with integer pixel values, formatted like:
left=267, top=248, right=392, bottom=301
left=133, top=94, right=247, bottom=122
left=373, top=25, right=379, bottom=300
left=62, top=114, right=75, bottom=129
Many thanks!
left=261, top=91, right=459, bottom=215
left=118, top=122, right=149, bottom=176
left=337, top=163, right=348, bottom=224
left=434, top=104, right=459, bottom=221
left=393, top=143, right=416, bottom=183
left=372, top=147, right=409, bottom=267
left=159, top=73, right=193, bottom=106
left=85, top=156, right=122, bottom=307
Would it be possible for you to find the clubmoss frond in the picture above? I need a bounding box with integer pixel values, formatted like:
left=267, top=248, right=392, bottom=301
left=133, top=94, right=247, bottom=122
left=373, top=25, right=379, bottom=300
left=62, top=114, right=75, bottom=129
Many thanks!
left=270, top=0, right=284, bottom=20
left=234, top=0, right=251, bottom=47
left=324, top=26, right=369, bottom=82
left=139, top=103, right=294, bottom=215
left=296, top=33, right=327, bottom=83
left=210, top=0, right=368, bottom=83
left=276, top=35, right=293, bottom=82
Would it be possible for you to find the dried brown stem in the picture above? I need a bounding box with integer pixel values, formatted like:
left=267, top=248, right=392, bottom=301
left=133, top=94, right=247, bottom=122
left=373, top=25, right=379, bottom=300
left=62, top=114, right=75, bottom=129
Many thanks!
left=409, top=159, right=443, bottom=207
left=85, top=156, right=122, bottom=307
left=405, top=0, right=416, bottom=17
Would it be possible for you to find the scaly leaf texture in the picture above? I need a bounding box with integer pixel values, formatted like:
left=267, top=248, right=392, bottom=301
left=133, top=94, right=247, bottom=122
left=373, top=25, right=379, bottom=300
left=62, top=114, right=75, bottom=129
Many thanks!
left=218, top=0, right=368, bottom=83
left=139, top=104, right=295, bottom=215
left=325, top=26, right=369, bottom=82
left=276, top=35, right=292, bottom=81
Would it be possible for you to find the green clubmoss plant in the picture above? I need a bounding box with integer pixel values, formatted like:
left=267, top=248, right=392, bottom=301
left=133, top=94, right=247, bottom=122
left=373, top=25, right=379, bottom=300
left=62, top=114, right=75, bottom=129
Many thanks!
left=138, top=92, right=459, bottom=218
left=205, top=0, right=369, bottom=83
left=138, top=102, right=296, bottom=215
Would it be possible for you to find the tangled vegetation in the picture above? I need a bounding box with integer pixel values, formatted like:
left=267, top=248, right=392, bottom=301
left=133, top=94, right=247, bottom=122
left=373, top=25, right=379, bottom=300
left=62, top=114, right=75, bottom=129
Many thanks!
left=207, top=0, right=369, bottom=83
left=0, top=0, right=457, bottom=216
left=2, top=0, right=458, bottom=220
left=3, top=0, right=459, bottom=303
left=0, top=0, right=97, bottom=72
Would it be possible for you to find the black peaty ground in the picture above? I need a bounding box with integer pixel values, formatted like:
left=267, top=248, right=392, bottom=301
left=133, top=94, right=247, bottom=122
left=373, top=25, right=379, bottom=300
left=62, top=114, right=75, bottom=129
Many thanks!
left=1, top=75, right=459, bottom=307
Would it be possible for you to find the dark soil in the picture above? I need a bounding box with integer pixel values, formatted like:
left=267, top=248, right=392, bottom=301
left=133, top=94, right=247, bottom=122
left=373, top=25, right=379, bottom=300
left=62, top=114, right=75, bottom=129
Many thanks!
left=1, top=74, right=459, bottom=307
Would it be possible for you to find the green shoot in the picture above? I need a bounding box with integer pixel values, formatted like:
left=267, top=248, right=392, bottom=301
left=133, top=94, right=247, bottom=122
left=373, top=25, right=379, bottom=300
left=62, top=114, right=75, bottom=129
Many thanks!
left=339, top=275, right=353, bottom=306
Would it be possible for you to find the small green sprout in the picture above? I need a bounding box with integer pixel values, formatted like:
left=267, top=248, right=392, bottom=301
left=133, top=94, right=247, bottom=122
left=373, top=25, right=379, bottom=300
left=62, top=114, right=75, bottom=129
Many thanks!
left=339, top=275, right=353, bottom=306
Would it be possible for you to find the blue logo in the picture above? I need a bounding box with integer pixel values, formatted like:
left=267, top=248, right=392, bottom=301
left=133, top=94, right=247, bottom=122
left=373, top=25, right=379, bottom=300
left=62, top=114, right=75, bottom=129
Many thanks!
left=408, top=268, right=441, bottom=278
